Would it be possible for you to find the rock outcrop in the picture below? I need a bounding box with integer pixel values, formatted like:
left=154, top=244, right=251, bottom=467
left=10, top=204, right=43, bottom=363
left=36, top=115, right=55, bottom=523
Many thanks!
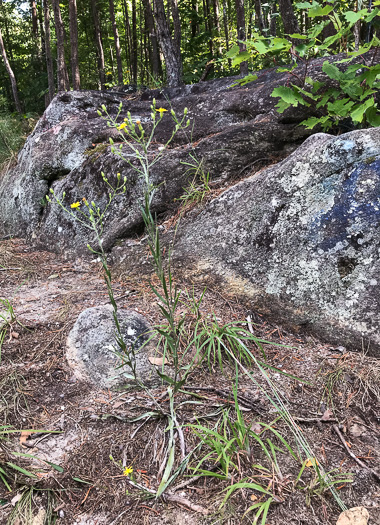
left=0, top=55, right=352, bottom=252
left=174, top=128, right=380, bottom=357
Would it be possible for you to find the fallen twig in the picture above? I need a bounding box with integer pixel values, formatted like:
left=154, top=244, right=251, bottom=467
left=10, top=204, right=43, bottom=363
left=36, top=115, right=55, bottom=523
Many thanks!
left=333, top=424, right=380, bottom=483
left=164, top=493, right=209, bottom=515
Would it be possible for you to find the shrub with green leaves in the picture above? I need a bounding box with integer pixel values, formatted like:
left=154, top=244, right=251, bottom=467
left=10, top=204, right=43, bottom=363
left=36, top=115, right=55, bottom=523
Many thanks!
left=227, top=1, right=380, bottom=130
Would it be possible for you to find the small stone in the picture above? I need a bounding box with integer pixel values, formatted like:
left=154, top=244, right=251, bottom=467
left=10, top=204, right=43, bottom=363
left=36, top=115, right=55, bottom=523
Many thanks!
left=66, top=305, right=161, bottom=388
left=336, top=507, right=369, bottom=525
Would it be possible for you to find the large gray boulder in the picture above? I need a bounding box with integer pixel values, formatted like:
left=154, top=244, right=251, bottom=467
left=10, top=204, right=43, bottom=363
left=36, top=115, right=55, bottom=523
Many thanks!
left=1, top=54, right=354, bottom=252
left=174, top=128, right=380, bottom=356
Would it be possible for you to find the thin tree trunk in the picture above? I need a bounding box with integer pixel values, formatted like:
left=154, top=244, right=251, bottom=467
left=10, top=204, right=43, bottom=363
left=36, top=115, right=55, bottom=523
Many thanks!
left=0, top=25, right=22, bottom=112
left=171, top=0, right=182, bottom=63
left=191, top=1, right=198, bottom=38
left=38, top=2, right=45, bottom=52
left=222, top=0, right=230, bottom=52
left=51, top=0, right=69, bottom=90
left=254, top=0, right=266, bottom=34
left=122, top=0, right=131, bottom=78
left=235, top=0, right=248, bottom=76
left=278, top=0, right=299, bottom=36
left=132, top=0, right=138, bottom=83
left=270, top=0, right=277, bottom=36
left=153, top=0, right=182, bottom=86
left=141, top=0, right=161, bottom=79
left=90, top=0, right=106, bottom=89
left=43, top=0, right=55, bottom=102
left=69, top=0, right=81, bottom=89
left=31, top=0, right=39, bottom=37
left=212, top=0, right=222, bottom=55
left=109, top=0, right=123, bottom=84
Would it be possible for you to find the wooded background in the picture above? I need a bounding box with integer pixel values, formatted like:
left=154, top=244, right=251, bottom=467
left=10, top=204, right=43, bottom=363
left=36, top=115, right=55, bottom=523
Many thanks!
left=0, top=0, right=377, bottom=114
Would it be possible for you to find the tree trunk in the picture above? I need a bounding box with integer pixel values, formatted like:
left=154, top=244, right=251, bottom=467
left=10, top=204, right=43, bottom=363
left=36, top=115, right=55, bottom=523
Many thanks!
left=153, top=0, right=182, bottom=86
left=0, top=25, right=22, bottom=112
left=109, top=0, right=123, bottom=84
left=191, top=0, right=199, bottom=37
left=43, top=0, right=55, bottom=102
left=254, top=0, right=266, bottom=34
left=51, top=0, right=69, bottom=91
left=30, top=0, right=39, bottom=37
left=90, top=0, right=105, bottom=89
left=235, top=0, right=248, bottom=76
left=204, top=0, right=214, bottom=57
left=141, top=0, right=161, bottom=79
left=132, top=0, right=138, bottom=83
left=69, top=0, right=81, bottom=90
left=122, top=0, right=132, bottom=79
left=171, top=0, right=182, bottom=63
left=270, top=0, right=277, bottom=36
left=222, top=0, right=230, bottom=53
left=278, top=0, right=299, bottom=36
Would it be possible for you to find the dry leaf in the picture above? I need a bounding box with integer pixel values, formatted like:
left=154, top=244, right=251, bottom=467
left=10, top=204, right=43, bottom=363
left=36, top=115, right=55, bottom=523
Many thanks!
left=11, top=331, right=19, bottom=339
left=250, top=422, right=262, bottom=434
left=321, top=409, right=333, bottom=421
left=250, top=494, right=258, bottom=501
left=305, top=458, right=319, bottom=468
left=149, top=356, right=168, bottom=366
left=11, top=493, right=22, bottom=506
left=20, top=430, right=34, bottom=447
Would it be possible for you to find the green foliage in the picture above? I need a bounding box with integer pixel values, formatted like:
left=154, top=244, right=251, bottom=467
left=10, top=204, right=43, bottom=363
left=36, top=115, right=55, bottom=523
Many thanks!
left=230, top=3, right=380, bottom=131
left=177, top=153, right=211, bottom=207
left=0, top=113, right=25, bottom=168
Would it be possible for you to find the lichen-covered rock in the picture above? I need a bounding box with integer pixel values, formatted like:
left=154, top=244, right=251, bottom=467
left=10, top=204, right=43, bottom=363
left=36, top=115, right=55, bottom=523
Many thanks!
left=174, top=128, right=380, bottom=356
left=66, top=305, right=160, bottom=388
left=2, top=54, right=354, bottom=251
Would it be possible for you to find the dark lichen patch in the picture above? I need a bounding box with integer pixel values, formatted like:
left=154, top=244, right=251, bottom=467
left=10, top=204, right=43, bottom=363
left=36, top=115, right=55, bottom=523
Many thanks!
left=337, top=256, right=357, bottom=279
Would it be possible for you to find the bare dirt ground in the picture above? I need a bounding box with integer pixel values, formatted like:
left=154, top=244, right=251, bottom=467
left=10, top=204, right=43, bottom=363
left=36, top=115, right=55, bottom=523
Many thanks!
left=0, top=237, right=379, bottom=525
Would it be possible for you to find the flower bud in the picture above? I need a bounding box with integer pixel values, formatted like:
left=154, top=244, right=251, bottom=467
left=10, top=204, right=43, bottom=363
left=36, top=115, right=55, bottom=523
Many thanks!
left=50, top=188, right=54, bottom=194
left=101, top=104, right=106, bottom=111
left=184, top=107, right=188, bottom=115
left=119, top=102, right=123, bottom=110
left=109, top=138, right=114, bottom=145
left=97, top=110, right=102, bottom=116
left=63, top=191, right=66, bottom=198
left=186, top=119, right=190, bottom=127
left=152, top=98, right=156, bottom=106
left=117, top=172, right=121, bottom=179
left=171, top=109, right=175, bottom=117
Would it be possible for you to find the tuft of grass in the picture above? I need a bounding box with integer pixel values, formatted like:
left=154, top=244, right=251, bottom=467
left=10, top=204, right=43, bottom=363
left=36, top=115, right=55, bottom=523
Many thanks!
left=177, top=153, right=211, bottom=208
left=0, top=113, right=25, bottom=171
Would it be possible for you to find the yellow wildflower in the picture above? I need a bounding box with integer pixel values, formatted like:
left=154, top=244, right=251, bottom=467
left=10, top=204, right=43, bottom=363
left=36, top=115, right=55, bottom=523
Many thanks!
left=70, top=202, right=80, bottom=209
left=117, top=122, right=127, bottom=130
left=123, top=466, right=133, bottom=476
left=156, top=107, right=168, bottom=114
